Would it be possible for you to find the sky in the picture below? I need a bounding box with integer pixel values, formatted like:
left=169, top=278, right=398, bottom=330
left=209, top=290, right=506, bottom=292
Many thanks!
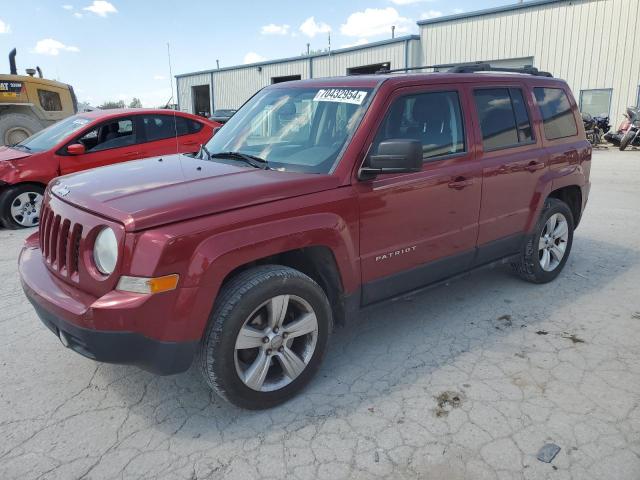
left=1, top=0, right=520, bottom=107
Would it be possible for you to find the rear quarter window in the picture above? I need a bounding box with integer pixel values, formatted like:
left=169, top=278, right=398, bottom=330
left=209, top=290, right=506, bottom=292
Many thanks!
left=534, top=87, right=578, bottom=140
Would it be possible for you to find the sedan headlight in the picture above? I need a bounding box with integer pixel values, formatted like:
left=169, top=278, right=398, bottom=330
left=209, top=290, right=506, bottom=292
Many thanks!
left=93, top=227, right=118, bottom=275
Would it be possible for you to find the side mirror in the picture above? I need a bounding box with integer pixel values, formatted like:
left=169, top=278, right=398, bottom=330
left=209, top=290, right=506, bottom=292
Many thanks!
left=359, top=139, right=422, bottom=180
left=67, top=143, right=86, bottom=155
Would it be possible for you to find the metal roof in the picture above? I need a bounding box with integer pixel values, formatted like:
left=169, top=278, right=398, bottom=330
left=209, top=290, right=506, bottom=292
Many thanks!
left=175, top=35, right=420, bottom=79
left=417, top=0, right=569, bottom=26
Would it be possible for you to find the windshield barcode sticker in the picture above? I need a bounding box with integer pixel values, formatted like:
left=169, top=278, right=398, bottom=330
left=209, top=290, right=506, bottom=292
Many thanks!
left=313, top=89, right=368, bottom=105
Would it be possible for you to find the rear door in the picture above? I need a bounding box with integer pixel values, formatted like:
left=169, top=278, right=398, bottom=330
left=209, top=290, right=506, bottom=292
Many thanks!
left=138, top=114, right=206, bottom=156
left=355, top=84, right=482, bottom=304
left=471, top=83, right=548, bottom=263
left=59, top=116, right=142, bottom=175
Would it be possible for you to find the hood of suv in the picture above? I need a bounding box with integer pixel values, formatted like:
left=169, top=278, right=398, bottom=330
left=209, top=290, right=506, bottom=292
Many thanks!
left=49, top=154, right=340, bottom=231
left=0, top=146, right=32, bottom=162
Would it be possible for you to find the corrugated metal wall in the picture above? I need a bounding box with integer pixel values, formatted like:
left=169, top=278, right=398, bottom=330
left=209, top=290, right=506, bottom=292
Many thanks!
left=212, top=59, right=310, bottom=109
left=176, top=73, right=211, bottom=113
left=177, top=39, right=420, bottom=112
left=420, top=0, right=640, bottom=123
left=312, top=42, right=407, bottom=78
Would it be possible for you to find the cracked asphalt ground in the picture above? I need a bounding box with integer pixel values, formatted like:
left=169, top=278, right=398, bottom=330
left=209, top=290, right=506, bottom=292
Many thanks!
left=1, top=149, right=639, bottom=480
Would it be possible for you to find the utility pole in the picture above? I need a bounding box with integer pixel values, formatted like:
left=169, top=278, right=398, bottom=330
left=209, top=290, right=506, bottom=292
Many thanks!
left=392, top=25, right=396, bottom=39
left=306, top=43, right=310, bottom=55
left=216, top=59, right=220, bottom=69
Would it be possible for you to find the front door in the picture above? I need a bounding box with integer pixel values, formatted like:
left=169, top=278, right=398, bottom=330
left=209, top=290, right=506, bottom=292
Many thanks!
left=355, top=86, right=482, bottom=304
left=59, top=117, right=141, bottom=175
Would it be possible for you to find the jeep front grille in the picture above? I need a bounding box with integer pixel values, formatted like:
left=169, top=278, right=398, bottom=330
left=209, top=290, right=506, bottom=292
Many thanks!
left=39, top=203, right=83, bottom=279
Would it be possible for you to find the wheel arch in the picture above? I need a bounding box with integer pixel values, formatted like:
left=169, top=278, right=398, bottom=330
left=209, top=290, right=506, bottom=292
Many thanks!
left=547, top=185, right=583, bottom=227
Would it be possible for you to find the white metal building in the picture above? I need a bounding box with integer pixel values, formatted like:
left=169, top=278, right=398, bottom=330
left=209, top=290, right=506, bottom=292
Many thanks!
left=176, top=36, right=420, bottom=116
left=419, top=0, right=640, bottom=125
left=177, top=0, right=639, bottom=125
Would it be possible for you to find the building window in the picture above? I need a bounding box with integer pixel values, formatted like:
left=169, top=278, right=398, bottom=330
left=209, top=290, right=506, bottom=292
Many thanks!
left=534, top=87, right=578, bottom=140
left=580, top=89, right=612, bottom=117
left=347, top=63, right=390, bottom=75
left=271, top=75, right=301, bottom=84
left=38, top=89, right=62, bottom=111
left=473, top=88, right=533, bottom=151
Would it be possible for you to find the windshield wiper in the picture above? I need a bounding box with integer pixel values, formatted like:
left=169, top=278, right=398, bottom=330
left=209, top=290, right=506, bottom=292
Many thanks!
left=210, top=151, right=270, bottom=170
left=198, top=143, right=212, bottom=160
left=10, top=143, right=31, bottom=151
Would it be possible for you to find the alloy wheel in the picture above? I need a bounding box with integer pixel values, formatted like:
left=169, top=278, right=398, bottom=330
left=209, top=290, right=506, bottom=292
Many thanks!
left=234, top=294, right=318, bottom=392
left=10, top=191, right=43, bottom=227
left=538, top=212, right=569, bottom=272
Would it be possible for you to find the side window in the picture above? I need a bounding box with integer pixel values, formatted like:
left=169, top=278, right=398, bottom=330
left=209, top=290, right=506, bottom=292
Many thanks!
left=473, top=88, right=533, bottom=151
left=38, top=89, right=62, bottom=111
left=374, top=91, right=465, bottom=160
left=534, top=87, right=578, bottom=140
left=142, top=115, right=178, bottom=141
left=77, top=118, right=135, bottom=152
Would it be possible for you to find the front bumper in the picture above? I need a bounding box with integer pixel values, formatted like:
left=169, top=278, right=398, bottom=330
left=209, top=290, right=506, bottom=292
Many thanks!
left=19, top=235, right=198, bottom=375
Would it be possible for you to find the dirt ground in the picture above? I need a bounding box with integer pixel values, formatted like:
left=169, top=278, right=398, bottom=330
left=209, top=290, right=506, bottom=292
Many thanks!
left=0, top=148, right=639, bottom=479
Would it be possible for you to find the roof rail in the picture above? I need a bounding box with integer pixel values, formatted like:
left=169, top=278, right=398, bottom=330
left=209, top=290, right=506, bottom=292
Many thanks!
left=375, top=62, right=553, bottom=77
left=375, top=65, right=439, bottom=74
left=448, top=62, right=553, bottom=77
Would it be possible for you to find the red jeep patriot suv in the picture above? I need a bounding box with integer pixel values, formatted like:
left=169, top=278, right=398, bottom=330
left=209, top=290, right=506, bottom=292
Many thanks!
left=19, top=65, right=591, bottom=409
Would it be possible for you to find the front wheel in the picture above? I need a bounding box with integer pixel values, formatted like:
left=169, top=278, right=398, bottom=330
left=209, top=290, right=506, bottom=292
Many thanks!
left=512, top=198, right=574, bottom=284
left=0, top=184, right=45, bottom=229
left=198, top=265, right=332, bottom=409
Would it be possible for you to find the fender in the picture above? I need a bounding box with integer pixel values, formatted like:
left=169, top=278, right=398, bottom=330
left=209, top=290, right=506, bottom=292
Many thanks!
left=525, top=154, right=589, bottom=232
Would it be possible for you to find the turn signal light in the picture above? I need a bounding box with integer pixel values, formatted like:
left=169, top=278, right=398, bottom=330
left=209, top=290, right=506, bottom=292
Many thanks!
left=116, top=274, right=179, bottom=294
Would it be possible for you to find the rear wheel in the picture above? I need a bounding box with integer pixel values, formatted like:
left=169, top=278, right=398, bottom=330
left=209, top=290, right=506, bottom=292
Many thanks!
left=0, top=184, right=45, bottom=229
left=619, top=130, right=635, bottom=151
left=0, top=113, right=42, bottom=146
left=511, top=198, right=574, bottom=284
left=198, top=265, right=332, bottom=409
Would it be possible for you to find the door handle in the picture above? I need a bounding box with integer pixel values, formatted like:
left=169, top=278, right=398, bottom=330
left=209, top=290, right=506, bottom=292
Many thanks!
left=526, top=161, right=545, bottom=172
left=448, top=176, right=473, bottom=190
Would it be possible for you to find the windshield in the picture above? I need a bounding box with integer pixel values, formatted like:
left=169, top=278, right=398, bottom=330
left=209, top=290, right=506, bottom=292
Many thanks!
left=205, top=86, right=373, bottom=174
left=15, top=115, right=91, bottom=152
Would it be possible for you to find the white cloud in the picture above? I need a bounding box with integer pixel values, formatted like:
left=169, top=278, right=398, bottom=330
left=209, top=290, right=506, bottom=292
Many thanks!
left=299, top=17, right=331, bottom=38
left=0, top=19, right=11, bottom=34
left=390, top=0, right=433, bottom=4
left=340, top=8, right=412, bottom=38
left=420, top=10, right=443, bottom=20
left=83, top=0, right=117, bottom=17
left=32, top=38, right=80, bottom=56
left=73, top=12, right=83, bottom=18
left=243, top=52, right=266, bottom=64
left=62, top=4, right=74, bottom=10
left=341, top=38, right=369, bottom=49
left=453, top=8, right=465, bottom=14
left=261, top=23, right=290, bottom=35
left=153, top=74, right=166, bottom=80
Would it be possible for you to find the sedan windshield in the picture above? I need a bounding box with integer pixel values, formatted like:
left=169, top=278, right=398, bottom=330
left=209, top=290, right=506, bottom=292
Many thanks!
left=205, top=86, right=373, bottom=174
left=14, top=115, right=91, bottom=153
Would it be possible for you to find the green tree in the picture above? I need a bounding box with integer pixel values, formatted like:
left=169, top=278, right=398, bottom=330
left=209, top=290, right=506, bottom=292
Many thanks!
left=128, top=97, right=142, bottom=108
left=98, top=100, right=126, bottom=109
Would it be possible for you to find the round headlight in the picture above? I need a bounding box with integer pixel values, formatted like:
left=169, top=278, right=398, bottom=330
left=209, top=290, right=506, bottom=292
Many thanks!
left=93, top=227, right=118, bottom=275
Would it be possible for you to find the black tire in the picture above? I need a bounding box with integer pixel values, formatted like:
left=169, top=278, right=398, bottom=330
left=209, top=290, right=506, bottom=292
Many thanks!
left=0, top=113, right=42, bottom=146
left=511, top=198, right=574, bottom=284
left=619, top=130, right=635, bottom=151
left=198, top=265, right=332, bottom=409
left=0, top=184, right=45, bottom=229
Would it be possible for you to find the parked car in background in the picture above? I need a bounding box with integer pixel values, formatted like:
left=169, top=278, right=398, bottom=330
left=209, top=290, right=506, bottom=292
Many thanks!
left=0, top=109, right=219, bottom=228
left=19, top=67, right=591, bottom=409
left=209, top=109, right=236, bottom=124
